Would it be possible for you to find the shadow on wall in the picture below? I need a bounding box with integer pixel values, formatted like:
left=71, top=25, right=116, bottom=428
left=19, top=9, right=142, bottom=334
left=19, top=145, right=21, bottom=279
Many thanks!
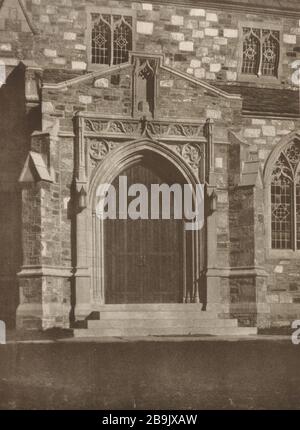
left=0, top=63, right=41, bottom=328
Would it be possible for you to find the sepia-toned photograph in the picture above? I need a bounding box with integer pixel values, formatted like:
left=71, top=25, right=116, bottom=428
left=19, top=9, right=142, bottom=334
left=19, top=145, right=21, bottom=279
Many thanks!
left=0, top=0, right=300, bottom=414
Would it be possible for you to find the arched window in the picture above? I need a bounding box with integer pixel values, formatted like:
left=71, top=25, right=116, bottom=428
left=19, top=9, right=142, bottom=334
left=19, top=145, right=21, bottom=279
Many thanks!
left=90, top=11, right=133, bottom=66
left=91, top=14, right=111, bottom=65
left=242, top=28, right=260, bottom=75
left=271, top=139, right=300, bottom=250
left=262, top=30, right=280, bottom=77
left=113, top=15, right=133, bottom=65
left=241, top=26, right=280, bottom=77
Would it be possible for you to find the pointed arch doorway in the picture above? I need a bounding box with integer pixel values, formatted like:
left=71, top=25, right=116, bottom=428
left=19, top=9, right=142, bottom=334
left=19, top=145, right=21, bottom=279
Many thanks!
left=88, top=140, right=206, bottom=308
left=104, top=155, right=185, bottom=304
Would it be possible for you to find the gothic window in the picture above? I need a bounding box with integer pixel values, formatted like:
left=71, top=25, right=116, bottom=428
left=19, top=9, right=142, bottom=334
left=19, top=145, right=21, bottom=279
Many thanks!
left=242, top=27, right=280, bottom=77
left=91, top=14, right=111, bottom=65
left=271, top=140, right=300, bottom=250
left=242, top=28, right=260, bottom=75
left=90, top=12, right=133, bottom=66
left=261, top=30, right=280, bottom=77
left=113, top=15, right=133, bottom=65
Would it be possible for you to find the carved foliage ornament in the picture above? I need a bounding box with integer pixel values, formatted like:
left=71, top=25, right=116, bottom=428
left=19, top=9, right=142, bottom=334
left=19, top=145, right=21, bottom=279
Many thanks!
left=87, top=139, right=203, bottom=171
left=173, top=143, right=203, bottom=170
left=84, top=118, right=204, bottom=139
left=88, top=138, right=117, bottom=168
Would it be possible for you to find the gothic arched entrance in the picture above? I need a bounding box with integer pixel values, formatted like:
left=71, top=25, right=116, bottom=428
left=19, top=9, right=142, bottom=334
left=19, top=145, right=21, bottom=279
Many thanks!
left=74, top=138, right=206, bottom=320
left=104, top=155, right=185, bottom=304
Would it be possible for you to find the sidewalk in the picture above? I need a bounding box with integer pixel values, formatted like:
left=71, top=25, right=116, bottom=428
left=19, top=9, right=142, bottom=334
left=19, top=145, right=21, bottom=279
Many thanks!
left=0, top=335, right=299, bottom=409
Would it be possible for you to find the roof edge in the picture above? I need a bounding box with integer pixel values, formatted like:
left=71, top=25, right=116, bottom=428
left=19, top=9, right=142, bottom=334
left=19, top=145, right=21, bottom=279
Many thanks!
left=138, top=0, right=300, bottom=17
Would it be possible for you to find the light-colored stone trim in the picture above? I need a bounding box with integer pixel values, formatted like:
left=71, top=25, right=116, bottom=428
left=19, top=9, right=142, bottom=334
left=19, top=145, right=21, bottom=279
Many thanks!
left=160, top=64, right=241, bottom=100
left=206, top=267, right=269, bottom=278
left=42, top=52, right=241, bottom=101
left=18, top=266, right=73, bottom=278
left=16, top=0, right=38, bottom=34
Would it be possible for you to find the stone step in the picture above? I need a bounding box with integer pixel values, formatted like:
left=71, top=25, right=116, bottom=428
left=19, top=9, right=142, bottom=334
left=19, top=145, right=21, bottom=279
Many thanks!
left=93, top=304, right=208, bottom=312
left=88, top=318, right=238, bottom=329
left=74, top=326, right=257, bottom=338
left=92, top=311, right=219, bottom=320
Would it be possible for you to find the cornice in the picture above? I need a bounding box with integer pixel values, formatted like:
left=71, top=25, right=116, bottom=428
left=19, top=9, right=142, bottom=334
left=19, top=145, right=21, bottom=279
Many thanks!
left=136, top=0, right=300, bottom=17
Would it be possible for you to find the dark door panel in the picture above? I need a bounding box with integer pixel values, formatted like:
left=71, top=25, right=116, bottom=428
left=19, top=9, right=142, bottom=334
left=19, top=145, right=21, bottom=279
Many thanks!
left=104, top=162, right=183, bottom=304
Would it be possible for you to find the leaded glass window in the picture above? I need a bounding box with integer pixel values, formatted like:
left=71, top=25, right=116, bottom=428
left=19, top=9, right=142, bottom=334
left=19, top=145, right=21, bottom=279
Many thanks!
left=262, top=30, right=280, bottom=77
left=242, top=27, right=280, bottom=77
left=91, top=13, right=133, bottom=66
left=242, top=28, right=260, bottom=75
left=113, top=15, right=133, bottom=65
left=91, top=14, right=111, bottom=65
left=271, top=140, right=300, bottom=250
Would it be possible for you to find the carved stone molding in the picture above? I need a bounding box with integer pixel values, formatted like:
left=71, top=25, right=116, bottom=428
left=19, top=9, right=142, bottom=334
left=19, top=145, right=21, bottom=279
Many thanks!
left=172, top=143, right=204, bottom=171
left=84, top=117, right=205, bottom=141
left=85, top=119, right=140, bottom=135
left=87, top=138, right=118, bottom=168
left=76, top=115, right=206, bottom=182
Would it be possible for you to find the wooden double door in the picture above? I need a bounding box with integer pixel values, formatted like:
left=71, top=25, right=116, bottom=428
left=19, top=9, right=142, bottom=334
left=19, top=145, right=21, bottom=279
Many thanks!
left=104, top=161, right=184, bottom=304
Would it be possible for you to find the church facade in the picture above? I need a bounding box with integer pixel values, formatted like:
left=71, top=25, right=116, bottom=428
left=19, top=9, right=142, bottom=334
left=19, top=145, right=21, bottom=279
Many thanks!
left=0, top=0, right=300, bottom=334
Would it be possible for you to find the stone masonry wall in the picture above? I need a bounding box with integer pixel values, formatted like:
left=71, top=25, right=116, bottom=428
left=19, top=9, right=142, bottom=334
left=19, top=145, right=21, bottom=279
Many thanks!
left=1, top=0, right=300, bottom=328
left=0, top=1, right=299, bottom=88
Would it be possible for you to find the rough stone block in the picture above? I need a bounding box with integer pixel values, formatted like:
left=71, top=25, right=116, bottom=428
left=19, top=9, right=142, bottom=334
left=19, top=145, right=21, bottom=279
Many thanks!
left=253, top=139, right=267, bottom=145
left=160, top=80, right=174, bottom=87
left=225, top=59, right=237, bottom=68
left=262, top=125, right=276, bottom=137
left=197, top=47, right=208, bottom=55
left=171, top=15, right=184, bottom=26
left=224, top=28, right=238, bottom=38
left=42, top=102, right=54, bottom=114
left=252, top=118, right=266, bottom=125
left=205, top=28, right=219, bottom=37
left=244, top=128, right=261, bottom=138
left=210, top=63, right=221, bottom=72
left=194, top=68, right=205, bottom=78
left=94, top=78, right=109, bottom=88
left=206, top=72, right=216, bottom=80
left=215, top=158, right=223, bottom=169
left=75, top=44, right=86, bottom=51
left=79, top=95, right=92, bottom=104
left=192, top=30, right=204, bottom=38
left=179, top=41, right=194, bottom=51
left=206, top=109, right=221, bottom=119
left=0, top=43, right=11, bottom=51
left=53, top=58, right=66, bottom=65
left=189, top=9, right=206, bottom=16
left=190, top=59, right=201, bottom=68
left=214, top=37, right=227, bottom=45
left=142, top=3, right=153, bottom=10
left=274, top=265, right=284, bottom=274
left=226, top=71, right=237, bottom=81
left=258, top=149, right=271, bottom=160
left=40, top=15, right=50, bottom=23
left=137, top=21, right=154, bottom=34
left=72, top=61, right=87, bottom=70
left=206, top=12, right=218, bottom=22
left=283, top=34, right=297, bottom=44
left=64, top=32, right=77, bottom=40
left=44, top=49, right=57, bottom=57
left=171, top=32, right=184, bottom=41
